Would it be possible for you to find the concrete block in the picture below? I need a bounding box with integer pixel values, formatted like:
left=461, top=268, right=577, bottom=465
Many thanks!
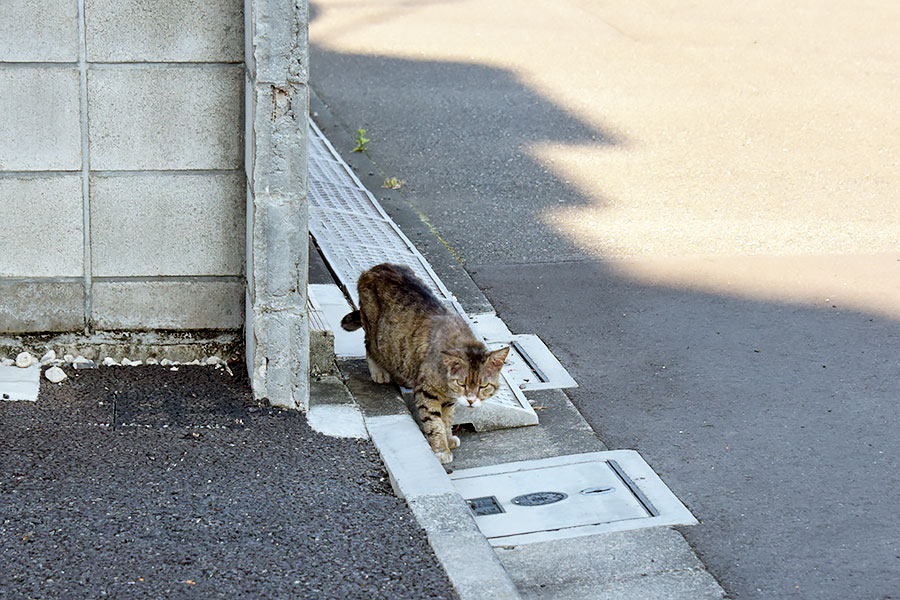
left=339, top=359, right=409, bottom=418
left=307, top=377, right=367, bottom=438
left=92, top=279, right=244, bottom=330
left=247, top=192, right=307, bottom=306
left=0, top=69, right=81, bottom=170
left=90, top=173, right=244, bottom=277
left=0, top=281, right=85, bottom=333
left=88, top=66, right=243, bottom=170
left=84, top=0, right=243, bottom=62
left=407, top=493, right=479, bottom=535
left=247, top=0, right=308, bottom=85
left=0, top=176, right=84, bottom=277
left=0, top=0, right=78, bottom=62
left=309, top=329, right=335, bottom=376
left=246, top=307, right=308, bottom=409
left=248, top=82, right=309, bottom=196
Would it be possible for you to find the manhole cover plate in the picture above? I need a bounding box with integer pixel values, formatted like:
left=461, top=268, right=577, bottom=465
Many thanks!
left=450, top=450, right=698, bottom=545
left=511, top=491, right=568, bottom=506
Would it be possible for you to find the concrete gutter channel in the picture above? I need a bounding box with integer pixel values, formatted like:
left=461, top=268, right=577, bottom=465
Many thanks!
left=309, top=90, right=728, bottom=600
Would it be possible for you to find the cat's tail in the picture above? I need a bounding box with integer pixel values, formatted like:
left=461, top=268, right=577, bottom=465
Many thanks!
left=341, top=310, right=362, bottom=331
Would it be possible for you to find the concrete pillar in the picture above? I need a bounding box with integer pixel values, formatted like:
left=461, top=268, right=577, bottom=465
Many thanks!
left=244, top=0, right=310, bottom=409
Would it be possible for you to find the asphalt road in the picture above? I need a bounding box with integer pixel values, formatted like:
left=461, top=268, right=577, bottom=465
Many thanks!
left=0, top=366, right=457, bottom=600
left=310, top=1, right=900, bottom=598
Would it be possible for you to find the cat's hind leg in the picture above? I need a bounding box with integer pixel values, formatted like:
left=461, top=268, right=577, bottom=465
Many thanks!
left=366, top=356, right=392, bottom=384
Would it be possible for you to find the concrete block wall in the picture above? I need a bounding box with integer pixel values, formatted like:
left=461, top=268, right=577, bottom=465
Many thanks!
left=0, top=0, right=245, bottom=336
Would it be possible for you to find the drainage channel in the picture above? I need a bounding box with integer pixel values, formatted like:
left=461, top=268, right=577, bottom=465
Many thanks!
left=308, top=119, right=581, bottom=431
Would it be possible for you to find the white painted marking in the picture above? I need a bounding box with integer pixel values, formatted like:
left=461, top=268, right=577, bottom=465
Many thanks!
left=307, top=404, right=369, bottom=439
left=0, top=365, right=41, bottom=402
left=308, top=284, right=366, bottom=358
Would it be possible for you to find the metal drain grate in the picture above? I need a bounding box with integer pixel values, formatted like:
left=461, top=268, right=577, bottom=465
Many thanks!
left=307, top=121, right=537, bottom=430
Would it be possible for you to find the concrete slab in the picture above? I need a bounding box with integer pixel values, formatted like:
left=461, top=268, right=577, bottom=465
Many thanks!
left=308, top=376, right=367, bottom=439
left=0, top=365, right=40, bottom=402
left=496, top=528, right=725, bottom=600
left=451, top=389, right=605, bottom=470
left=308, top=403, right=367, bottom=438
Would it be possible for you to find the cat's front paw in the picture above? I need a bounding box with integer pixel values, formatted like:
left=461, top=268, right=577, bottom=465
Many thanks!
left=371, top=371, right=391, bottom=384
left=447, top=435, right=460, bottom=450
left=435, top=450, right=453, bottom=464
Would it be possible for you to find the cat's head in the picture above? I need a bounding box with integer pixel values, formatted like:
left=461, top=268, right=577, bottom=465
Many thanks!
left=442, top=345, right=510, bottom=408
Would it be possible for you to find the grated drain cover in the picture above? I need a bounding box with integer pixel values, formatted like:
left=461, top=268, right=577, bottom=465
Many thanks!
left=307, top=119, right=537, bottom=430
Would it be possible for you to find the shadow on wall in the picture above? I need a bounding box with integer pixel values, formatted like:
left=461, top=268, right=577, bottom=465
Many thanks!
left=308, top=11, right=900, bottom=599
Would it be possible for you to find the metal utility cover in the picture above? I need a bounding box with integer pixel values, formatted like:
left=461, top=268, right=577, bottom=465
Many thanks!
left=450, top=451, right=698, bottom=546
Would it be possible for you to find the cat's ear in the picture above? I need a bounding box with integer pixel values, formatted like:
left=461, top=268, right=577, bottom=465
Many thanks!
left=486, top=347, right=510, bottom=372
left=441, top=350, right=467, bottom=377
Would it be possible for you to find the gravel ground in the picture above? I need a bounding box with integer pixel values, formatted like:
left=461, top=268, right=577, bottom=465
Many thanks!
left=0, top=366, right=457, bottom=600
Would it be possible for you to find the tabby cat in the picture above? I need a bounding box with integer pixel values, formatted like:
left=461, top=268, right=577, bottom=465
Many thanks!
left=341, top=263, right=509, bottom=464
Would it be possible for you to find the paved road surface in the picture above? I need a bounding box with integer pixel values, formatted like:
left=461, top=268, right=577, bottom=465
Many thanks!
left=311, top=1, right=900, bottom=598
left=1, top=367, right=457, bottom=600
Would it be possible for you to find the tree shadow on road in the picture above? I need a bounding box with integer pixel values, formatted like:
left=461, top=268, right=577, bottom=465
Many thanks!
left=309, top=25, right=900, bottom=600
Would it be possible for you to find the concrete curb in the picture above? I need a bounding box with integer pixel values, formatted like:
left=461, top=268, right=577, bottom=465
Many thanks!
left=341, top=363, right=521, bottom=600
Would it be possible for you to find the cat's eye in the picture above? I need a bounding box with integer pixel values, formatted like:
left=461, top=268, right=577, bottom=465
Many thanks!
left=479, top=384, right=492, bottom=390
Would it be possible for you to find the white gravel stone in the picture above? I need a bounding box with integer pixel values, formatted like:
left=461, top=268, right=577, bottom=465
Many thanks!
left=73, top=355, right=90, bottom=365
left=45, top=366, right=67, bottom=383
left=205, top=356, right=222, bottom=365
left=40, top=350, right=57, bottom=365
left=15, top=352, right=35, bottom=368
left=145, top=357, right=159, bottom=365
left=160, top=358, right=173, bottom=366
left=1, top=358, right=13, bottom=367
left=102, top=357, right=118, bottom=366
left=188, top=359, right=200, bottom=365
left=64, top=354, right=75, bottom=363
left=129, top=360, right=143, bottom=366
left=121, top=357, right=132, bottom=366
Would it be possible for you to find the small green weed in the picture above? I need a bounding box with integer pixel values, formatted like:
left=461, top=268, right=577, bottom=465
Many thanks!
left=383, top=177, right=405, bottom=190
left=352, top=128, right=370, bottom=152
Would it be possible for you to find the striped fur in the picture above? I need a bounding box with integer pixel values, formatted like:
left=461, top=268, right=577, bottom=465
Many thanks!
left=343, top=263, right=509, bottom=464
